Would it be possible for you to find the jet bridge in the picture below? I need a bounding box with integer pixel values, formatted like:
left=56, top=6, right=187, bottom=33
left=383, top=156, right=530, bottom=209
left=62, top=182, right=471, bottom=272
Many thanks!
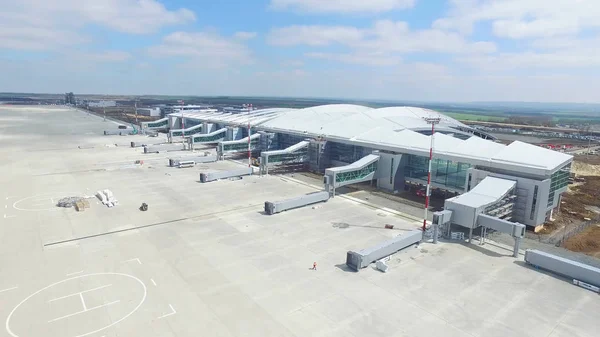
left=189, top=128, right=227, bottom=145
left=169, top=124, right=203, bottom=140
left=443, top=176, right=524, bottom=257
left=324, top=154, right=380, bottom=197
left=142, top=117, right=169, bottom=130
left=217, top=134, right=261, bottom=158
left=260, top=140, right=310, bottom=175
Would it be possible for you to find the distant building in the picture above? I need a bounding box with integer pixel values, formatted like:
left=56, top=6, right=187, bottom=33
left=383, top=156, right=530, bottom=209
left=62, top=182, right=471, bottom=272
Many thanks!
left=136, top=107, right=161, bottom=117
left=87, top=100, right=117, bottom=108
left=223, top=106, right=252, bottom=114
left=64, top=92, right=75, bottom=105
left=160, top=105, right=215, bottom=118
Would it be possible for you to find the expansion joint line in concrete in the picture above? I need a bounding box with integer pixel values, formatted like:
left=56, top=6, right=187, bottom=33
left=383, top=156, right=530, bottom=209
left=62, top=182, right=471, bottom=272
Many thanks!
left=43, top=203, right=262, bottom=247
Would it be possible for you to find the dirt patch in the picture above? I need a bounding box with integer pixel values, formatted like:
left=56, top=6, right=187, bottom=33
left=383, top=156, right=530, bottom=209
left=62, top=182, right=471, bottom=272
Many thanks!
left=573, top=155, right=600, bottom=166
left=561, top=176, right=600, bottom=218
left=572, top=160, right=600, bottom=176
left=564, top=225, right=600, bottom=258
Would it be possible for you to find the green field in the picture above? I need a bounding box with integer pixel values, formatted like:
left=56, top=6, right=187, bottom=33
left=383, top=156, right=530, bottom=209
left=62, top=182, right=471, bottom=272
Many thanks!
left=443, top=112, right=507, bottom=122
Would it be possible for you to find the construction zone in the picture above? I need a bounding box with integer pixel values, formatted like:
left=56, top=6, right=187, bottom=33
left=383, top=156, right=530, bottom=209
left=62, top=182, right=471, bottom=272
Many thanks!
left=0, top=104, right=598, bottom=337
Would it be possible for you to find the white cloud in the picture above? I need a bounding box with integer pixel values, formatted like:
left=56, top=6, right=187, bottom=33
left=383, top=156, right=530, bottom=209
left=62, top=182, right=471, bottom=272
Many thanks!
left=460, top=47, right=600, bottom=71
left=436, top=0, right=600, bottom=39
left=268, top=25, right=365, bottom=46
left=0, top=0, right=195, bottom=51
left=0, top=24, right=87, bottom=50
left=305, top=52, right=402, bottom=66
left=269, top=0, right=415, bottom=14
left=234, top=31, right=258, bottom=40
left=492, top=18, right=580, bottom=39
left=148, top=31, right=253, bottom=67
left=281, top=60, right=305, bottom=67
left=268, top=20, right=496, bottom=66
left=73, top=51, right=133, bottom=63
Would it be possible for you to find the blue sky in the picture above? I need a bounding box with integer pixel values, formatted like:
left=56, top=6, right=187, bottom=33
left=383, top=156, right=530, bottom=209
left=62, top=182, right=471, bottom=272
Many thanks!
left=0, top=0, right=598, bottom=102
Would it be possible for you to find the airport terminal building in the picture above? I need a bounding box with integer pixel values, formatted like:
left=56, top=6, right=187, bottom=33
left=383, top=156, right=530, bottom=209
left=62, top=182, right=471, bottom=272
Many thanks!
left=143, top=104, right=572, bottom=230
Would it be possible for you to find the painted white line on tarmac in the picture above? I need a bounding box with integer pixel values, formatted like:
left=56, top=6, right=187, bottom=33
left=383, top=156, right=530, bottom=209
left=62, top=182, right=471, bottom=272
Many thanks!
left=48, top=284, right=112, bottom=303
left=48, top=300, right=120, bottom=323
left=122, top=258, right=142, bottom=265
left=158, top=304, right=176, bottom=319
left=0, top=286, right=18, bottom=294
left=150, top=279, right=157, bottom=286
left=66, top=270, right=84, bottom=276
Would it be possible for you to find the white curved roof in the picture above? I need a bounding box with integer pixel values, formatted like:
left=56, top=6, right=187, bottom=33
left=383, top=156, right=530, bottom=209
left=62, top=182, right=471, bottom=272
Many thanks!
left=172, top=104, right=572, bottom=175
left=260, top=104, right=468, bottom=135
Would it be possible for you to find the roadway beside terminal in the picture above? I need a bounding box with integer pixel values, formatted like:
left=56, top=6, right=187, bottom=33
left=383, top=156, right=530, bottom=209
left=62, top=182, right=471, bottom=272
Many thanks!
left=0, top=105, right=598, bottom=337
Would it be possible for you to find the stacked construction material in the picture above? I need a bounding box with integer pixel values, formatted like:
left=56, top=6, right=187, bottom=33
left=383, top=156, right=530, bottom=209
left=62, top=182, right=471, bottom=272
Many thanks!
left=57, top=197, right=91, bottom=211
left=75, top=199, right=90, bottom=212
left=57, top=197, right=83, bottom=208
left=96, top=189, right=118, bottom=207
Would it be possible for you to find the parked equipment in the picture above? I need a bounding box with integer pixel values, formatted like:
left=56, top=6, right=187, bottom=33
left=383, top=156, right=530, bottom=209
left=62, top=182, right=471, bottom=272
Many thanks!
left=200, top=167, right=253, bottom=183
left=346, top=230, right=421, bottom=271
left=524, top=249, right=600, bottom=288
left=264, top=191, right=330, bottom=215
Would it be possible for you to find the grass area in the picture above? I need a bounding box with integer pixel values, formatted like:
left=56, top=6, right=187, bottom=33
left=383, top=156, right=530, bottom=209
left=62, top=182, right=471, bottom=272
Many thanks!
left=443, top=112, right=507, bottom=122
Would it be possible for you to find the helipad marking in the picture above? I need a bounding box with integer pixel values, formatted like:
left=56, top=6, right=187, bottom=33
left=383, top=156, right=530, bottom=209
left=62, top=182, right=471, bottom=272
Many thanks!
left=12, top=193, right=76, bottom=212
left=48, top=300, right=120, bottom=323
left=66, top=270, right=84, bottom=276
left=3, top=214, right=16, bottom=219
left=6, top=273, right=147, bottom=337
left=48, top=284, right=112, bottom=303
left=158, top=304, right=176, bottom=319
left=150, top=279, right=157, bottom=286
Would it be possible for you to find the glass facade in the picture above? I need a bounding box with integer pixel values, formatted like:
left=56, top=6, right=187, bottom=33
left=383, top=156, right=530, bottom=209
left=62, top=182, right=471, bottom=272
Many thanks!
left=192, top=132, right=225, bottom=143
left=329, top=143, right=371, bottom=163
left=148, top=119, right=168, bottom=128
left=185, top=119, right=202, bottom=128
left=268, top=149, right=308, bottom=164
left=223, top=139, right=259, bottom=152
left=335, top=161, right=378, bottom=184
left=404, top=154, right=471, bottom=190
left=547, top=163, right=571, bottom=207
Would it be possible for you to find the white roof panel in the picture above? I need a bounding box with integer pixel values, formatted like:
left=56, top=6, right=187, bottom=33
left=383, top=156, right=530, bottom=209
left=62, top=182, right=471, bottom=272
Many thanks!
left=174, top=104, right=573, bottom=175
left=491, top=141, right=572, bottom=170
left=448, top=176, right=517, bottom=208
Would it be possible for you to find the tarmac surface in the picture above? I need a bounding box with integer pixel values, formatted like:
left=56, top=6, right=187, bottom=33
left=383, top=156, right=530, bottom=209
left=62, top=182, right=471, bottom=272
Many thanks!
left=0, top=105, right=598, bottom=337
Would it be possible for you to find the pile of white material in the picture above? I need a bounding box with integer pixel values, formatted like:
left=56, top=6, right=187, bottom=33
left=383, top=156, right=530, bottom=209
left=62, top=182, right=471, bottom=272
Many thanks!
left=96, top=189, right=118, bottom=207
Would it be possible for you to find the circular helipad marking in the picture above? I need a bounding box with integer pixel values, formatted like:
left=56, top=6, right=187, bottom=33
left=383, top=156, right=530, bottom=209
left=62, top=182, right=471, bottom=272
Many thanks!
left=12, top=192, right=78, bottom=211
left=5, top=273, right=147, bottom=337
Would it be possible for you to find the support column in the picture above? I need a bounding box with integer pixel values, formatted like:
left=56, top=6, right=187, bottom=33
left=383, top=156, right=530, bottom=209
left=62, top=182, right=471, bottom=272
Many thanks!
left=480, top=227, right=485, bottom=245
left=468, top=227, right=473, bottom=243
left=513, top=237, right=521, bottom=258
left=433, top=222, right=438, bottom=244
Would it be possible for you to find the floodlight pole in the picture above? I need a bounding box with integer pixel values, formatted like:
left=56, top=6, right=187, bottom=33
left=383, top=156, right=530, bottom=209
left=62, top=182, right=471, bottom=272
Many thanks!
left=247, top=104, right=252, bottom=168
left=422, top=117, right=441, bottom=242
left=181, top=100, right=185, bottom=145
left=134, top=99, right=138, bottom=124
